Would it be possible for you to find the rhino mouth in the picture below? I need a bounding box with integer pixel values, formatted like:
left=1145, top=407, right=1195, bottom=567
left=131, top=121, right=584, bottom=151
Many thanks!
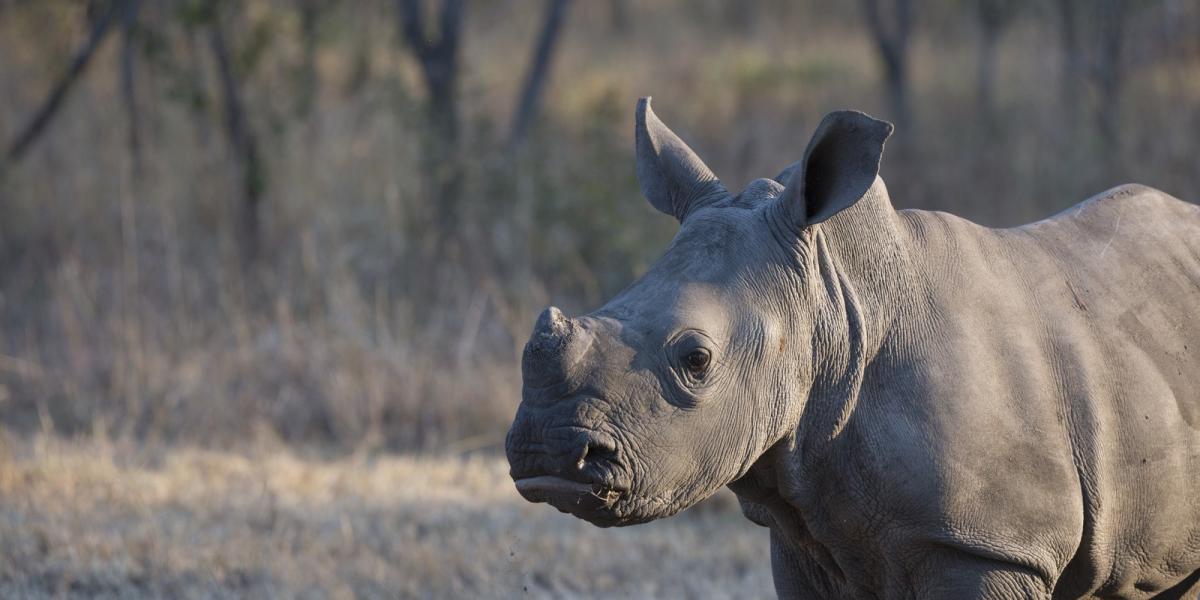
left=514, top=475, right=624, bottom=520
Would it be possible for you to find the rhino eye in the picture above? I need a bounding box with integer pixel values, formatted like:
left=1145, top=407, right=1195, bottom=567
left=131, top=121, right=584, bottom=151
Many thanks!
left=683, top=348, right=711, bottom=377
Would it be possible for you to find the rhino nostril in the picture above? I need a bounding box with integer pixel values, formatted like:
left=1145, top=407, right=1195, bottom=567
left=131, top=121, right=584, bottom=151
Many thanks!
left=575, top=444, right=589, bottom=470
left=575, top=435, right=617, bottom=470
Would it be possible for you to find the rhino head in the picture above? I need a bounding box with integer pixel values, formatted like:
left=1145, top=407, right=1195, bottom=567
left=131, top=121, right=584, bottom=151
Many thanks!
left=505, top=98, right=893, bottom=527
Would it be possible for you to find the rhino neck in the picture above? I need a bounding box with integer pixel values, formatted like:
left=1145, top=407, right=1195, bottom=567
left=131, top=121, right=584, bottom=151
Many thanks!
left=733, top=177, right=917, bottom=507
left=727, top=180, right=917, bottom=576
left=812, top=177, right=911, bottom=336
left=797, top=177, right=913, bottom=445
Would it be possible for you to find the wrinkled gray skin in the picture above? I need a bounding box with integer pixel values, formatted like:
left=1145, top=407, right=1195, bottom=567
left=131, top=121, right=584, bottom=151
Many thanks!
left=505, top=98, right=1200, bottom=599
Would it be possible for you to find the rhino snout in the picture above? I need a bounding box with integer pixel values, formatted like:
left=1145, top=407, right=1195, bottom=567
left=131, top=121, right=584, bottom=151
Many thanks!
left=506, top=422, right=619, bottom=480
left=506, top=415, right=630, bottom=517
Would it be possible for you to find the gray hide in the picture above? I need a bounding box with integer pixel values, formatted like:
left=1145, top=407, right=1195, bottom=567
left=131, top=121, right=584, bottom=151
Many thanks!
left=505, top=97, right=1200, bottom=599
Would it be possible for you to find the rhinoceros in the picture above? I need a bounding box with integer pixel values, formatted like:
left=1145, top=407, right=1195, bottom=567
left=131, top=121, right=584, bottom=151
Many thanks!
left=504, top=98, right=1200, bottom=599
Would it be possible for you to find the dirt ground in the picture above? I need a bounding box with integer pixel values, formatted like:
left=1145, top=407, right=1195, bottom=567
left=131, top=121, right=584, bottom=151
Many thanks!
left=0, top=438, right=772, bottom=599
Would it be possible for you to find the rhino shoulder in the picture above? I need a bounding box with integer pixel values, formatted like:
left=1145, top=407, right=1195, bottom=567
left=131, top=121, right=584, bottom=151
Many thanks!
left=1033, top=183, right=1189, bottom=228
left=1079, top=183, right=1185, bottom=215
left=1087, top=182, right=1165, bottom=201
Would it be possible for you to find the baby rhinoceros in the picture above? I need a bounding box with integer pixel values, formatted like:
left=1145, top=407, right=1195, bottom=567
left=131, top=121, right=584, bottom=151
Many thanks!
left=505, top=98, right=1200, bottom=599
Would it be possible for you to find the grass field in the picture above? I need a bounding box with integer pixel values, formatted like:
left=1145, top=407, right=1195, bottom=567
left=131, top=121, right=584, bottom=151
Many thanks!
left=0, top=437, right=771, bottom=599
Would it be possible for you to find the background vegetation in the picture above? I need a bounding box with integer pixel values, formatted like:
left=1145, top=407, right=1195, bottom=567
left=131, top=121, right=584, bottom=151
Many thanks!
left=1, top=0, right=1198, bottom=451
left=0, top=0, right=1197, bottom=596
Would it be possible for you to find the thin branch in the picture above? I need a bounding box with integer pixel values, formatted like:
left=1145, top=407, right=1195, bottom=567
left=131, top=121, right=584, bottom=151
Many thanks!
left=4, top=1, right=121, bottom=165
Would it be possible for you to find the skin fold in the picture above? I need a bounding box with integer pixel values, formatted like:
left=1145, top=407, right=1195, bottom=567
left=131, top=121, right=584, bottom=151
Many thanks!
left=505, top=98, right=1200, bottom=599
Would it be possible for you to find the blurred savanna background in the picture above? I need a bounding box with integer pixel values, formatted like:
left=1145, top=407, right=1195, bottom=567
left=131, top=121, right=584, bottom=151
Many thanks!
left=0, top=0, right=1197, bottom=597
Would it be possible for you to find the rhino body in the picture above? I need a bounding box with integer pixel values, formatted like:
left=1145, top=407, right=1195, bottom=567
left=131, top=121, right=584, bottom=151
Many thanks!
left=505, top=99, right=1200, bottom=599
left=739, top=183, right=1200, bottom=599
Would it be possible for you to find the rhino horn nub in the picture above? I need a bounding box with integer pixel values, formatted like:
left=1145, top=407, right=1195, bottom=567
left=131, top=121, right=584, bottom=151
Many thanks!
left=522, top=306, right=585, bottom=388
left=535, top=306, right=571, bottom=340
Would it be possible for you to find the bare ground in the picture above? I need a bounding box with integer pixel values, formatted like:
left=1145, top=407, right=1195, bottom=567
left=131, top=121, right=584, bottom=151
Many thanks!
left=0, top=438, right=771, bottom=599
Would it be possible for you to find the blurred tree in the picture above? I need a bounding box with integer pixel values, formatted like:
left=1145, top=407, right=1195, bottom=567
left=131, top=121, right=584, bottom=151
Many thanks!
left=3, top=0, right=123, bottom=167
left=1055, top=0, right=1131, bottom=149
left=396, top=0, right=465, bottom=254
left=208, top=1, right=266, bottom=260
left=723, top=1, right=756, bottom=33
left=860, top=0, right=914, bottom=127
left=609, top=0, right=629, bottom=33
left=1055, top=0, right=1082, bottom=114
left=397, top=0, right=462, bottom=143
left=1159, top=0, right=1185, bottom=56
left=1091, top=0, right=1129, bottom=148
left=976, top=0, right=1021, bottom=125
left=178, top=22, right=215, bottom=148
left=119, top=0, right=143, bottom=178
left=296, top=0, right=325, bottom=118
left=509, top=0, right=572, bottom=148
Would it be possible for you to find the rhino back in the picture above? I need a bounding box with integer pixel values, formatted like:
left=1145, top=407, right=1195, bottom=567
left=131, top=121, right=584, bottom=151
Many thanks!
left=884, top=185, right=1200, bottom=597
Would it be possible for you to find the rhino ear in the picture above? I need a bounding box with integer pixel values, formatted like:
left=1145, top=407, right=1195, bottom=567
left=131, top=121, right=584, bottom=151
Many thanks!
left=778, top=110, right=893, bottom=227
left=636, top=97, right=728, bottom=222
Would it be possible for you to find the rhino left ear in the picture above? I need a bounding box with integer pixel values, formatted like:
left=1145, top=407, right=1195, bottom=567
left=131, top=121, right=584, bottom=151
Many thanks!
left=635, top=97, right=728, bottom=222
left=777, top=110, right=893, bottom=228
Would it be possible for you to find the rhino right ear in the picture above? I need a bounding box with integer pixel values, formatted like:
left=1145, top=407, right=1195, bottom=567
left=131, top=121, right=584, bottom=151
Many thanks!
left=777, top=110, right=893, bottom=228
left=635, top=97, right=728, bottom=222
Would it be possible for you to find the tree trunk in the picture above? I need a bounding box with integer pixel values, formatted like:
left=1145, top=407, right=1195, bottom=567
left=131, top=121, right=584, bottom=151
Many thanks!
left=297, top=0, right=320, bottom=117
left=120, top=0, right=143, bottom=179
left=608, top=0, right=629, bottom=33
left=860, top=0, right=913, bottom=128
left=1056, top=0, right=1128, bottom=152
left=209, top=8, right=265, bottom=261
left=975, top=0, right=1005, bottom=123
left=1055, top=0, right=1083, bottom=114
left=398, top=0, right=463, bottom=143
left=882, top=50, right=910, bottom=128
left=509, top=0, right=572, bottom=148
left=1093, top=0, right=1128, bottom=149
left=397, top=0, right=465, bottom=255
left=182, top=27, right=213, bottom=149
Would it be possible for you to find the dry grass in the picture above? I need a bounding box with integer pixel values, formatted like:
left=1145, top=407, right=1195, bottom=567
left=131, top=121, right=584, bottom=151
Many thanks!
left=0, top=436, right=771, bottom=599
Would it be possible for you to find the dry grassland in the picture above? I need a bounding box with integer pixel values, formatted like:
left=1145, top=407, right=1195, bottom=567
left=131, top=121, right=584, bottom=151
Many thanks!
left=0, top=438, right=770, bottom=599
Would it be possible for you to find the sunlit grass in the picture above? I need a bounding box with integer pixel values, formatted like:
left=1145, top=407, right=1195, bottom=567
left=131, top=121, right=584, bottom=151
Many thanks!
left=0, top=437, right=770, bottom=598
